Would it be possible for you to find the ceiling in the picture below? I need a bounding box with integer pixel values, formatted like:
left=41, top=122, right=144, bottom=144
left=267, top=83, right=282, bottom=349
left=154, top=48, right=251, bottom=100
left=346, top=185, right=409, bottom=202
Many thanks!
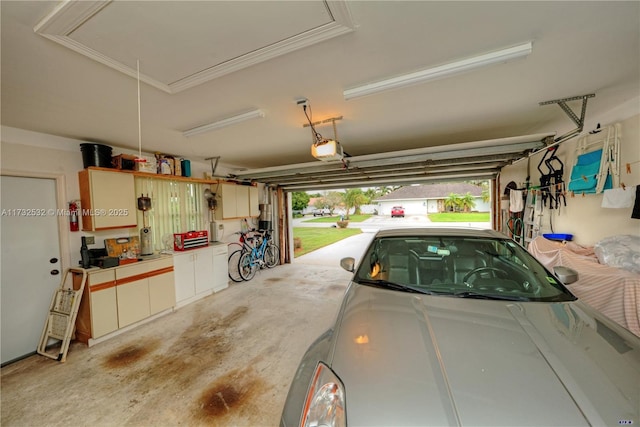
left=1, top=1, right=639, bottom=189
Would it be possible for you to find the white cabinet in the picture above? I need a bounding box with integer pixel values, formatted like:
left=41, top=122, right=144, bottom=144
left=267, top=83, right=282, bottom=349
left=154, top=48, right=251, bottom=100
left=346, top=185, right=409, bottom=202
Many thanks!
left=115, top=263, right=151, bottom=328
left=79, top=168, right=137, bottom=231
left=173, top=246, right=215, bottom=306
left=249, top=186, right=260, bottom=217
left=214, top=182, right=259, bottom=219
left=75, top=257, right=174, bottom=344
left=76, top=269, right=119, bottom=341
left=211, top=244, right=229, bottom=292
left=91, top=286, right=118, bottom=338
left=116, top=278, right=150, bottom=328
left=149, top=269, right=175, bottom=315
left=173, top=244, right=228, bottom=306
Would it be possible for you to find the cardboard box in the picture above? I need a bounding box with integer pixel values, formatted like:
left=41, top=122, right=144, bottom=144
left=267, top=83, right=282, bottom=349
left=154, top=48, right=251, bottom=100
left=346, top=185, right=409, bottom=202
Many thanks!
left=134, top=156, right=157, bottom=173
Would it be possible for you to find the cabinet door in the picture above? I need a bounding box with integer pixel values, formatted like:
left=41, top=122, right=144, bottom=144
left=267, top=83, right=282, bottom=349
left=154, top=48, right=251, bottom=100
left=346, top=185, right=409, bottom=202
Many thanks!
left=116, top=279, right=150, bottom=328
left=91, top=287, right=118, bottom=338
left=235, top=185, right=250, bottom=217
left=194, top=248, right=215, bottom=294
left=212, top=246, right=229, bottom=292
left=80, top=169, right=137, bottom=231
left=249, top=186, right=260, bottom=217
left=91, top=170, right=137, bottom=229
left=149, top=271, right=175, bottom=315
left=173, top=252, right=195, bottom=302
left=216, top=183, right=237, bottom=219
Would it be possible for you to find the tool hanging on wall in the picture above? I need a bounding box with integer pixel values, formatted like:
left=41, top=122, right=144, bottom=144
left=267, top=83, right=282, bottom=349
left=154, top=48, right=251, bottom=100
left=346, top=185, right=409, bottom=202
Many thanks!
left=537, top=146, right=566, bottom=210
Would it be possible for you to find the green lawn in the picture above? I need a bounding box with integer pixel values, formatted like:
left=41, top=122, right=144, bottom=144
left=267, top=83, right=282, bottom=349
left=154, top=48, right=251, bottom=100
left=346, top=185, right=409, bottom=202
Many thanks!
left=428, top=212, right=490, bottom=222
left=304, top=214, right=372, bottom=223
left=293, top=227, right=362, bottom=257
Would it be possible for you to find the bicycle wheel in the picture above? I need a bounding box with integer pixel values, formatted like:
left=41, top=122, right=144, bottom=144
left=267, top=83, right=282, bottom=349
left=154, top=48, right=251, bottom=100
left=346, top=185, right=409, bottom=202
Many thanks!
left=228, top=250, right=244, bottom=283
left=264, top=244, right=280, bottom=268
left=238, top=252, right=257, bottom=281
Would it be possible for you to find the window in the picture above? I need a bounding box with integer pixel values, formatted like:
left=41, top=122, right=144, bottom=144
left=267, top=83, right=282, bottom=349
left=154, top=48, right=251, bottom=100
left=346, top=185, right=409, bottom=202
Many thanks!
left=135, top=177, right=207, bottom=250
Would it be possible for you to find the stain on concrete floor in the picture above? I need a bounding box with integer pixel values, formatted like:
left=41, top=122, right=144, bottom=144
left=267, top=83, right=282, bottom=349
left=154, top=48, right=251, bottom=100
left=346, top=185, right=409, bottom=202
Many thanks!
left=1, top=263, right=351, bottom=426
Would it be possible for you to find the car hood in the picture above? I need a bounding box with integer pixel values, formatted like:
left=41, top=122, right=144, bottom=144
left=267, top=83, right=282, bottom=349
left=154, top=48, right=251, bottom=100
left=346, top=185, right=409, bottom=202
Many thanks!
left=330, top=284, right=640, bottom=426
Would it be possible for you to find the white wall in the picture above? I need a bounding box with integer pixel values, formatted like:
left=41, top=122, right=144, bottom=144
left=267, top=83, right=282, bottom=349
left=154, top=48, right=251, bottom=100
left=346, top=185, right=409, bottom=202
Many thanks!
left=500, top=104, right=640, bottom=246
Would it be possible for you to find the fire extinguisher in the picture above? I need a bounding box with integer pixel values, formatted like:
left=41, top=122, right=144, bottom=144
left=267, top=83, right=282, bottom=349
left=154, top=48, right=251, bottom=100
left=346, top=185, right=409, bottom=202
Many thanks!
left=69, top=201, right=79, bottom=232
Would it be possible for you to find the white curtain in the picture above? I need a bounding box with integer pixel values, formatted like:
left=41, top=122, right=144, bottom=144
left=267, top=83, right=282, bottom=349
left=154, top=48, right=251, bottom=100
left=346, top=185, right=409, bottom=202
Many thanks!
left=135, top=177, right=207, bottom=251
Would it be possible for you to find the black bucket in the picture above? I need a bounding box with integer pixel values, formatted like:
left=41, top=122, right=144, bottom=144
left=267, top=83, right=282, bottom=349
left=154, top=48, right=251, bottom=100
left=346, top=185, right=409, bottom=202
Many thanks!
left=80, top=143, right=113, bottom=168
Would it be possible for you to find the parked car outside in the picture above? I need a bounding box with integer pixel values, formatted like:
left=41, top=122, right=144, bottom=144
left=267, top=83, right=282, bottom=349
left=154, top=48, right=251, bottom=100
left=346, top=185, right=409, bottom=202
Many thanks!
left=281, top=227, right=640, bottom=427
left=391, top=205, right=405, bottom=217
left=312, top=208, right=331, bottom=216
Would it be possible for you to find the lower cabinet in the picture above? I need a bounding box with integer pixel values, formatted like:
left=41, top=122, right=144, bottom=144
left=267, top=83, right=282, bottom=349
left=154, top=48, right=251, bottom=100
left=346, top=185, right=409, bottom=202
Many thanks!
left=149, top=269, right=175, bottom=315
left=90, top=285, right=118, bottom=338
left=173, top=244, right=228, bottom=306
left=173, top=246, right=214, bottom=306
left=75, top=257, right=175, bottom=344
left=76, top=269, right=119, bottom=342
left=116, top=278, right=150, bottom=328
left=212, top=244, right=229, bottom=292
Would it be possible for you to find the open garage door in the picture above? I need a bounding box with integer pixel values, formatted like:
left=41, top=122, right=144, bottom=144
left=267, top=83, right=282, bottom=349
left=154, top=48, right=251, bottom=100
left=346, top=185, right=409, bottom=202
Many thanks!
left=230, top=133, right=555, bottom=191
left=230, top=132, right=556, bottom=264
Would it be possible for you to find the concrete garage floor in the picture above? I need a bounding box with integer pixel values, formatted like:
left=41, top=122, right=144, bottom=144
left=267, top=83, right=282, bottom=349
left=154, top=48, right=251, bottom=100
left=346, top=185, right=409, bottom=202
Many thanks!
left=1, top=257, right=355, bottom=426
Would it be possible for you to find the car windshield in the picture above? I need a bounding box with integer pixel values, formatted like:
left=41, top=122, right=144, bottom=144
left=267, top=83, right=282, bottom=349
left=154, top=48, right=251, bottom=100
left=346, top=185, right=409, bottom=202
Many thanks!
left=354, top=235, right=576, bottom=302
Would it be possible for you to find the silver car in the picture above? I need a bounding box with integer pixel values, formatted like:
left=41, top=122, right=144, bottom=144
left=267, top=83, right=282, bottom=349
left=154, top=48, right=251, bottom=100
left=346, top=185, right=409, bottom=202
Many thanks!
left=281, top=228, right=640, bottom=427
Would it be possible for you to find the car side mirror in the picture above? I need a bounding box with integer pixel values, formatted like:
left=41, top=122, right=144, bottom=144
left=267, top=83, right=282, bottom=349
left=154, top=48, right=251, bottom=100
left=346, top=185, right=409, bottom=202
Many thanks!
left=553, top=266, right=578, bottom=285
left=340, top=257, right=355, bottom=272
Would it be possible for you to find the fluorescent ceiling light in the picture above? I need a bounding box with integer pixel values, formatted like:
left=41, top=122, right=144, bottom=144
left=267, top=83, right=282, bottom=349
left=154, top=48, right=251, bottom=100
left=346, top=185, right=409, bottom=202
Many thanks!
left=183, top=109, right=264, bottom=137
left=343, top=42, right=533, bottom=100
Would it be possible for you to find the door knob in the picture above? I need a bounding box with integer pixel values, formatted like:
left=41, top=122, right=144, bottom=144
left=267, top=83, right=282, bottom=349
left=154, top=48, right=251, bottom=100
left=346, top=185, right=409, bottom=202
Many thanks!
left=50, top=269, right=60, bottom=275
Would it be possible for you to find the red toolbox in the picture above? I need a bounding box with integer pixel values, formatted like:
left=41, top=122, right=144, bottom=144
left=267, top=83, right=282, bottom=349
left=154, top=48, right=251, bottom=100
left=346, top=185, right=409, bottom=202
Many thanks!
left=173, top=230, right=209, bottom=251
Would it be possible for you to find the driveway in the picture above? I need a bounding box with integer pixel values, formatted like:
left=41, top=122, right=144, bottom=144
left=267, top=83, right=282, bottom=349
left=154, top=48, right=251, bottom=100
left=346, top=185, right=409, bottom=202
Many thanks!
left=294, top=232, right=375, bottom=266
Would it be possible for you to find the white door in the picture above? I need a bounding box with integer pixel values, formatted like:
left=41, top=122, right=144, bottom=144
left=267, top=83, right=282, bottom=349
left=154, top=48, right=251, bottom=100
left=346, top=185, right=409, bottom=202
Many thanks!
left=1, top=176, right=62, bottom=364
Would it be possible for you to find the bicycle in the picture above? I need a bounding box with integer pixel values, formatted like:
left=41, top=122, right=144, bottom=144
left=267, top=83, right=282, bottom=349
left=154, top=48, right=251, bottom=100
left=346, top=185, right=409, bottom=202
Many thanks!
left=238, top=229, right=280, bottom=281
left=227, top=229, right=257, bottom=283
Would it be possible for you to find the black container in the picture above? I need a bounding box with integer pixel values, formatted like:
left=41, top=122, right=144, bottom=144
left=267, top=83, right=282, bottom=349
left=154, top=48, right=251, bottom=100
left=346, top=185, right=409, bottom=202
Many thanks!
left=80, top=236, right=91, bottom=269
left=259, top=220, right=272, bottom=231
left=80, top=143, right=113, bottom=168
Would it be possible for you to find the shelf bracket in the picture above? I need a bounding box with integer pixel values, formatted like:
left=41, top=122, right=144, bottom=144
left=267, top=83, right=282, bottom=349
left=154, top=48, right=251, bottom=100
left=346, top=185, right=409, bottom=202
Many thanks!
left=539, top=94, right=595, bottom=143
left=205, top=156, right=220, bottom=177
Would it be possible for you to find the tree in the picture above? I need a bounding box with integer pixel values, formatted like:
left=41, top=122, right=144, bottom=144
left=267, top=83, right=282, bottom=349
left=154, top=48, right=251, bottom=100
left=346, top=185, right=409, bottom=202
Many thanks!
left=459, top=192, right=476, bottom=212
left=291, top=191, right=310, bottom=212
left=444, top=193, right=462, bottom=212
left=342, top=189, right=368, bottom=219
left=315, top=191, right=343, bottom=214
left=481, top=188, right=490, bottom=203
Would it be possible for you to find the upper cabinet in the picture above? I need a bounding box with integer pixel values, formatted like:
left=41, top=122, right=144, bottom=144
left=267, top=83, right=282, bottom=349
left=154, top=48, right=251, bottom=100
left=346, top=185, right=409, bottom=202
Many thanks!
left=214, top=182, right=259, bottom=219
left=79, top=168, right=137, bottom=231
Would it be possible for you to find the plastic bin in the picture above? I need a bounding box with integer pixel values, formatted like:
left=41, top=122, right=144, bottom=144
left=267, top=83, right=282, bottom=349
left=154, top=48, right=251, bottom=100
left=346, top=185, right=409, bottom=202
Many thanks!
left=543, top=233, right=574, bottom=241
left=80, top=143, right=113, bottom=168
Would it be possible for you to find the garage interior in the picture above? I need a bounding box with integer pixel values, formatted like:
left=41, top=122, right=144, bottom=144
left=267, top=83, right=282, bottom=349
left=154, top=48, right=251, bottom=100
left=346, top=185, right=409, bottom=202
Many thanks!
left=1, top=1, right=639, bottom=426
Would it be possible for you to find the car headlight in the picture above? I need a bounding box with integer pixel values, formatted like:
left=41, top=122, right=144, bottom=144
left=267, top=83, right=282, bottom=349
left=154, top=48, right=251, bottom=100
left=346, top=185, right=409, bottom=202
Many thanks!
left=300, top=362, right=346, bottom=427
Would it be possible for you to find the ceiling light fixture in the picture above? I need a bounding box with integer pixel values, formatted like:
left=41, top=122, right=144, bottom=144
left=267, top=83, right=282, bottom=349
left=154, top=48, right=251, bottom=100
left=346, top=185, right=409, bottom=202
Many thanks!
left=183, top=109, right=264, bottom=137
left=343, top=41, right=533, bottom=100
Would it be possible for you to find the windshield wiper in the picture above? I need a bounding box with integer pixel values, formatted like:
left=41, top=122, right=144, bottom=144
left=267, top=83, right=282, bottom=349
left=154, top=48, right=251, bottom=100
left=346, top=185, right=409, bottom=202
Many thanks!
left=451, top=291, right=530, bottom=301
left=357, top=278, right=433, bottom=295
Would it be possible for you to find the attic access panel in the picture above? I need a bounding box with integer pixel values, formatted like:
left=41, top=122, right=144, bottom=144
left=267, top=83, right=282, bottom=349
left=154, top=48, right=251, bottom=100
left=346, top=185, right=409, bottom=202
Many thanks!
left=230, top=133, right=556, bottom=191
